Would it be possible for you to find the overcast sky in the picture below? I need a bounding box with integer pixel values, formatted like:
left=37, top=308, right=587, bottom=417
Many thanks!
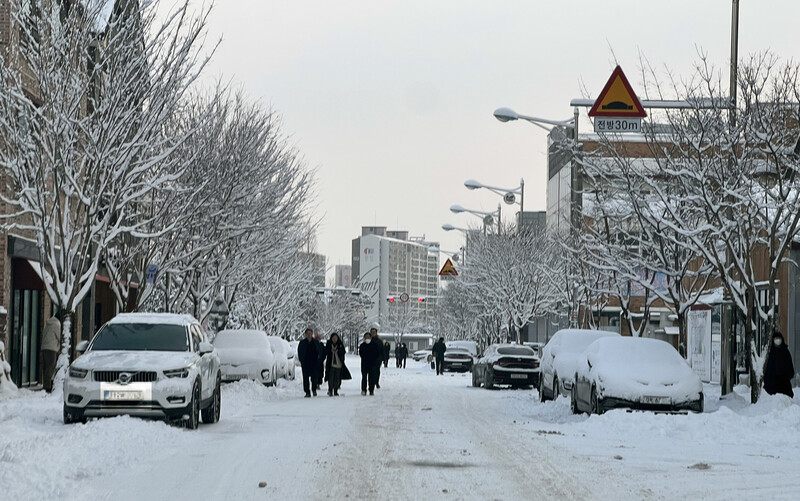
left=192, top=1, right=800, bottom=274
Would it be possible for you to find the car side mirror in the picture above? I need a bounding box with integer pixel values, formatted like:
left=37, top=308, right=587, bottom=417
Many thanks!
left=199, top=342, right=214, bottom=355
left=76, top=340, right=89, bottom=353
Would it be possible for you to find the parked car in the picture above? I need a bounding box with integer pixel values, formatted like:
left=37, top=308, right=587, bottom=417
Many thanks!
left=442, top=347, right=475, bottom=372
left=472, top=344, right=540, bottom=389
left=213, top=329, right=277, bottom=385
left=63, top=313, right=221, bottom=429
left=446, top=340, right=479, bottom=358
left=267, top=336, right=296, bottom=380
left=412, top=349, right=431, bottom=362
left=570, top=336, right=703, bottom=415
left=539, top=329, right=620, bottom=402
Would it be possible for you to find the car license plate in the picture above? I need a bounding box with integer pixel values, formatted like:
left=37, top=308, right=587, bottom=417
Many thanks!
left=451, top=363, right=462, bottom=366
left=642, top=396, right=671, bottom=405
left=226, top=374, right=247, bottom=380
left=103, top=390, right=143, bottom=401
left=510, top=374, right=527, bottom=379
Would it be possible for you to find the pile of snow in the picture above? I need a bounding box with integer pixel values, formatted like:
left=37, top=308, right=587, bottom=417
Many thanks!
left=0, top=340, right=18, bottom=397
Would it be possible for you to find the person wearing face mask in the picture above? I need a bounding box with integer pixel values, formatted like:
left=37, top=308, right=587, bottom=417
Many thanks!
left=359, top=332, right=380, bottom=395
left=763, top=332, right=795, bottom=398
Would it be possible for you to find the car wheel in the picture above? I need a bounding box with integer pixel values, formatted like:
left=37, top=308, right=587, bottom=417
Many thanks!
left=551, top=373, right=559, bottom=401
left=570, top=386, right=580, bottom=415
left=471, top=370, right=480, bottom=387
left=484, top=369, right=494, bottom=390
left=63, top=405, right=82, bottom=425
left=184, top=381, right=201, bottom=430
left=201, top=375, right=221, bottom=424
left=539, top=376, right=549, bottom=402
left=591, top=385, right=604, bottom=415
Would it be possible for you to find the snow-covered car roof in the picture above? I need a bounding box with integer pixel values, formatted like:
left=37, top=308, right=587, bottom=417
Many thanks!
left=213, top=330, right=271, bottom=349
left=446, top=340, right=478, bottom=356
left=106, top=313, right=198, bottom=326
left=585, top=337, right=694, bottom=378
left=266, top=336, right=289, bottom=353
left=547, top=329, right=620, bottom=353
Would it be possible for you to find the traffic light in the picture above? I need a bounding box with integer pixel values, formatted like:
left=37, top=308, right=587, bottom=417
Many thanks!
left=418, top=297, right=425, bottom=303
left=387, top=296, right=395, bottom=303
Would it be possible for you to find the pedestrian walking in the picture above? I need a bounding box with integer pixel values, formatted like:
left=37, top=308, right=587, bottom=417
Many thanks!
left=383, top=341, right=391, bottom=368
left=324, top=333, right=351, bottom=396
left=41, top=313, right=61, bottom=393
left=359, top=332, right=380, bottom=395
left=398, top=343, right=408, bottom=369
left=298, top=328, right=323, bottom=397
left=432, top=337, right=447, bottom=375
left=395, top=343, right=402, bottom=368
left=764, top=332, right=795, bottom=398
left=370, top=327, right=383, bottom=389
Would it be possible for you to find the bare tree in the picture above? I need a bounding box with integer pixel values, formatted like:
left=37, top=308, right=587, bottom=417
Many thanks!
left=0, top=0, right=213, bottom=385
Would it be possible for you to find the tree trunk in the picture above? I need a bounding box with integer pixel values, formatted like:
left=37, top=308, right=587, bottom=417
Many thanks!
left=53, top=312, right=74, bottom=396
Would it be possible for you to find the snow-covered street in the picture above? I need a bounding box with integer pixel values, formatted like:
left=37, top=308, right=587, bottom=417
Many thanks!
left=2, top=361, right=800, bottom=501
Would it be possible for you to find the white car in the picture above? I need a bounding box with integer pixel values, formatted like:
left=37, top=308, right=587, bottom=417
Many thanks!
left=539, top=329, right=620, bottom=402
left=571, top=336, right=703, bottom=414
left=267, top=336, right=296, bottom=380
left=63, top=313, right=221, bottom=429
left=412, top=349, right=431, bottom=362
left=213, top=329, right=277, bottom=385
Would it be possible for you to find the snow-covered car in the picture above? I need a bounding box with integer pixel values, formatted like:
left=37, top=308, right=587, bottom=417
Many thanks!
left=63, top=313, right=221, bottom=429
left=442, top=347, right=475, bottom=372
left=539, top=329, right=620, bottom=402
left=267, top=336, right=296, bottom=380
left=472, top=344, right=540, bottom=389
left=446, top=340, right=479, bottom=358
left=412, top=349, right=431, bottom=362
left=570, top=337, right=704, bottom=415
left=213, top=329, right=277, bottom=385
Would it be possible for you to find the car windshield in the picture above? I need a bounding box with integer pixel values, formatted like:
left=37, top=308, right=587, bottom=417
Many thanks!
left=497, top=346, right=535, bottom=356
left=90, top=323, right=189, bottom=352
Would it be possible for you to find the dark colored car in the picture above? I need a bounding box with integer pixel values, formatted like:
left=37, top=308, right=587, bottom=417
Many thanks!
left=442, top=348, right=474, bottom=372
left=472, top=344, right=539, bottom=389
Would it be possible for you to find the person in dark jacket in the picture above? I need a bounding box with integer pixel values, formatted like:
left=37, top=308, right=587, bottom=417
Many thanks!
left=359, top=332, right=381, bottom=395
left=324, top=332, right=351, bottom=396
left=432, top=337, right=447, bottom=375
left=298, top=328, right=323, bottom=397
left=398, top=343, right=408, bottom=369
left=370, top=327, right=383, bottom=389
left=764, top=332, right=795, bottom=397
left=382, top=341, right=391, bottom=368
left=395, top=343, right=403, bottom=368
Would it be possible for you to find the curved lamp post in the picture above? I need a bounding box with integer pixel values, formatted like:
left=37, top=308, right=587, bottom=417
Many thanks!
left=450, top=204, right=500, bottom=236
left=493, top=106, right=580, bottom=233
left=465, top=178, right=525, bottom=233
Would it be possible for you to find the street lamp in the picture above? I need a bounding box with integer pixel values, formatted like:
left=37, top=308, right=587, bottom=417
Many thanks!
left=493, top=106, right=581, bottom=233
left=465, top=178, right=525, bottom=232
left=450, top=204, right=501, bottom=236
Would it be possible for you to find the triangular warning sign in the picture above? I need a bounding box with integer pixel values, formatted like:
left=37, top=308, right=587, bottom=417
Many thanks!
left=439, top=259, right=458, bottom=277
left=588, top=66, right=646, bottom=118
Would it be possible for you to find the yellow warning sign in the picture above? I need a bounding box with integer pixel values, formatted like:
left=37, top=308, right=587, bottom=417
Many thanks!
left=588, top=66, right=646, bottom=118
left=439, top=259, right=458, bottom=277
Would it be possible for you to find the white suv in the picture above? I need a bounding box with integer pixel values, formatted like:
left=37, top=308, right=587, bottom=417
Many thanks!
left=63, top=313, right=221, bottom=429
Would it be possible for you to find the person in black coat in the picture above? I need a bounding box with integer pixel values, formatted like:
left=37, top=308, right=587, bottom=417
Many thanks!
left=432, top=337, right=447, bottom=375
left=298, top=328, right=323, bottom=397
left=324, top=332, right=351, bottom=396
left=382, top=341, right=391, bottom=368
left=359, top=332, right=381, bottom=395
left=398, top=343, right=408, bottom=369
left=764, top=332, right=795, bottom=398
left=370, top=327, right=383, bottom=389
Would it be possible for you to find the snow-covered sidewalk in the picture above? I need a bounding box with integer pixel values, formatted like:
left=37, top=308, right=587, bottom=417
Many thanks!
left=2, top=361, right=800, bottom=500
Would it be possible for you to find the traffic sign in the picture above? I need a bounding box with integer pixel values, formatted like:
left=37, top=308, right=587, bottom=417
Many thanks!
left=399, top=292, right=410, bottom=303
left=588, top=66, right=646, bottom=118
left=439, top=259, right=458, bottom=277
